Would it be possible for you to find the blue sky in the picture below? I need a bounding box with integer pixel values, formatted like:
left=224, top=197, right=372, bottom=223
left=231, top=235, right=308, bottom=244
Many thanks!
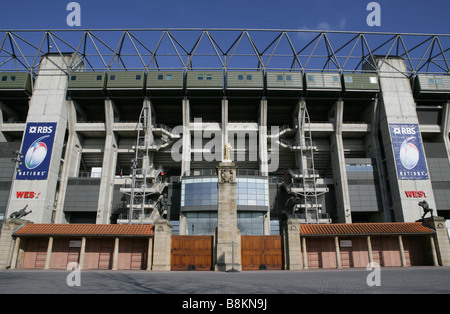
left=0, top=0, right=448, bottom=34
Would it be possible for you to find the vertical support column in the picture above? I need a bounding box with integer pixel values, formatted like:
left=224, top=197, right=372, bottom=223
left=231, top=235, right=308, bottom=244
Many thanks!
left=259, top=98, right=268, bottom=176
left=329, top=99, right=352, bottom=223
left=430, top=235, right=439, bottom=266
left=398, top=235, right=406, bottom=267
left=335, top=236, right=342, bottom=269
left=9, top=237, right=21, bottom=270
left=112, top=237, right=119, bottom=270
left=54, top=99, right=83, bottom=224
left=79, top=237, right=86, bottom=270
left=146, top=237, right=153, bottom=270
left=367, top=236, right=373, bottom=264
left=301, top=237, right=308, bottom=270
left=215, top=162, right=241, bottom=271
left=221, top=97, right=228, bottom=162
left=152, top=220, right=173, bottom=271
left=377, top=57, right=436, bottom=222
left=181, top=97, right=191, bottom=176
left=284, top=219, right=303, bottom=270
left=44, top=237, right=54, bottom=270
left=96, top=99, right=118, bottom=224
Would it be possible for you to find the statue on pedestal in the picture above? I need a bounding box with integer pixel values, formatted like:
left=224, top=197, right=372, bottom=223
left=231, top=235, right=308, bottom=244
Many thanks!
left=9, top=205, right=32, bottom=219
left=224, top=143, right=232, bottom=161
left=418, top=200, right=433, bottom=219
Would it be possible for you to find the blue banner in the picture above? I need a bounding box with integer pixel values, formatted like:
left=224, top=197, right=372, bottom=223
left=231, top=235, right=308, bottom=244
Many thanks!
left=389, top=123, right=428, bottom=180
left=16, top=122, right=57, bottom=180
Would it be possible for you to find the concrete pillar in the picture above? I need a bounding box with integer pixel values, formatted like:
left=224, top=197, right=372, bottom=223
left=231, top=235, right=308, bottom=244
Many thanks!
left=146, top=237, right=153, bottom=270
left=423, top=216, right=450, bottom=266
left=284, top=219, right=303, bottom=270
left=430, top=235, right=439, bottom=267
left=44, top=237, right=54, bottom=270
left=9, top=237, right=20, bottom=270
left=54, top=99, right=82, bottom=223
left=335, top=236, right=342, bottom=269
left=398, top=235, right=406, bottom=267
left=96, top=99, right=118, bottom=224
left=259, top=98, right=268, bottom=176
left=215, top=162, right=241, bottom=271
left=181, top=98, right=191, bottom=176
left=112, top=237, right=119, bottom=270
left=376, top=56, right=436, bottom=222
left=301, top=237, right=308, bottom=270
left=7, top=53, right=80, bottom=223
left=221, top=98, right=228, bottom=162
left=152, top=220, right=173, bottom=271
left=367, top=236, right=373, bottom=264
left=79, top=237, right=86, bottom=270
left=0, top=218, right=29, bottom=269
left=329, top=99, right=352, bottom=223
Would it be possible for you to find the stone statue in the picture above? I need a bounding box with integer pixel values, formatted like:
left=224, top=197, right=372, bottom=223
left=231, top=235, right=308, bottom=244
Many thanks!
left=224, top=143, right=232, bottom=161
left=418, top=200, right=433, bottom=219
left=9, top=205, right=32, bottom=219
left=159, top=193, right=170, bottom=217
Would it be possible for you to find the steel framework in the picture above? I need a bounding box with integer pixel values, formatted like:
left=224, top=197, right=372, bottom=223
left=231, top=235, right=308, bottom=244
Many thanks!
left=0, top=29, right=449, bottom=77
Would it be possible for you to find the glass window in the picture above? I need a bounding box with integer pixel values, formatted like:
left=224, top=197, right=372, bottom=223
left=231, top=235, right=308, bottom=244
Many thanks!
left=10, top=76, right=16, bottom=81
left=238, top=75, right=244, bottom=80
left=246, top=75, right=252, bottom=80
left=307, top=76, right=314, bottom=82
left=110, top=75, right=116, bottom=80
left=345, top=76, right=353, bottom=83
left=436, top=78, right=443, bottom=85
left=96, top=75, right=103, bottom=81
left=238, top=211, right=264, bottom=235
left=198, top=74, right=204, bottom=80
left=333, top=76, right=339, bottom=82
left=277, top=75, right=283, bottom=81
left=186, top=212, right=217, bottom=235
left=166, top=74, right=173, bottom=80
left=135, top=75, right=141, bottom=80
left=157, top=74, right=164, bottom=80
left=286, top=75, right=292, bottom=81
left=429, top=78, right=435, bottom=84
left=206, top=74, right=212, bottom=80
left=70, top=76, right=76, bottom=81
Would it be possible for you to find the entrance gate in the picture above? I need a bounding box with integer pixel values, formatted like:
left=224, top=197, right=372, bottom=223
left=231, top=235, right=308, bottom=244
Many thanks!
left=170, top=235, right=214, bottom=271
left=241, top=235, right=283, bottom=270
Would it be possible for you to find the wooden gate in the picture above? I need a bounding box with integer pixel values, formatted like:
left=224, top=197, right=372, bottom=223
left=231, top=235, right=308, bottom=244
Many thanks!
left=171, top=236, right=213, bottom=271
left=23, top=238, right=48, bottom=269
left=241, top=235, right=283, bottom=270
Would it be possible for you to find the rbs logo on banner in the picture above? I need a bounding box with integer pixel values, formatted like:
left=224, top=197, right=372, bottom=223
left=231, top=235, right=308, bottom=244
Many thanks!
left=17, top=122, right=57, bottom=180
left=389, top=123, right=428, bottom=180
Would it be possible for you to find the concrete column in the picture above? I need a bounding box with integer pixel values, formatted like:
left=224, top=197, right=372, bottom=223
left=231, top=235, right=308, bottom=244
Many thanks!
left=259, top=98, right=268, bottom=176
left=79, top=237, right=86, bottom=270
left=181, top=98, right=191, bottom=176
left=284, top=219, right=303, bottom=270
left=44, top=237, right=54, bottom=270
left=430, top=235, right=439, bottom=266
left=0, top=218, right=29, bottom=269
left=152, top=220, right=173, bottom=271
left=367, top=236, right=373, bottom=264
left=398, top=235, right=406, bottom=267
left=146, top=237, right=153, bottom=270
left=215, top=162, right=241, bottom=271
left=96, top=99, right=118, bottom=224
left=376, top=56, right=437, bottom=222
left=112, top=237, right=119, bottom=270
left=302, top=237, right=308, bottom=270
left=9, top=237, right=20, bottom=270
left=7, top=53, right=80, bottom=223
left=335, top=236, right=342, bottom=269
left=54, top=99, right=82, bottom=223
left=221, top=98, right=228, bottom=162
left=329, top=100, right=352, bottom=223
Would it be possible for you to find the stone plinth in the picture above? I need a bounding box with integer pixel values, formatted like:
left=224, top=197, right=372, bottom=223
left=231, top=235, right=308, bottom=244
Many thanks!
left=215, top=162, right=241, bottom=271
left=152, top=220, right=173, bottom=271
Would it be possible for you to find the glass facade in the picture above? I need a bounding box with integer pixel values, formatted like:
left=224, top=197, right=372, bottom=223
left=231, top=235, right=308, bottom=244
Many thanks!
left=181, top=176, right=270, bottom=235
left=236, top=177, right=269, bottom=207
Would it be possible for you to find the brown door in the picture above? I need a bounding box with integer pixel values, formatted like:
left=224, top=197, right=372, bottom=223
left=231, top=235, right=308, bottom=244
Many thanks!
left=98, top=239, right=114, bottom=269
left=171, top=236, right=213, bottom=271
left=340, top=248, right=354, bottom=268
left=306, top=239, right=322, bottom=269
left=371, top=237, right=385, bottom=267
left=241, top=236, right=283, bottom=270
left=23, top=238, right=48, bottom=269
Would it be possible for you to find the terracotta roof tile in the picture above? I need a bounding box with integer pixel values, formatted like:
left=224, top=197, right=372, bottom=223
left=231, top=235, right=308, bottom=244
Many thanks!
left=299, top=222, right=434, bottom=236
left=13, top=223, right=154, bottom=237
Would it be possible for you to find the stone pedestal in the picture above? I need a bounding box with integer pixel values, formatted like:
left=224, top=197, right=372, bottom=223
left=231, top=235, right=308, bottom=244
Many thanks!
left=215, top=162, right=241, bottom=271
left=0, top=219, right=31, bottom=269
left=283, top=219, right=303, bottom=270
left=422, top=216, right=450, bottom=266
left=152, top=220, right=173, bottom=271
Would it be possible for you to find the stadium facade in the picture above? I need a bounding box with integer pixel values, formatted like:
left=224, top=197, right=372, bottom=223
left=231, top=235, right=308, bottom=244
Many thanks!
left=0, top=29, right=449, bottom=271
